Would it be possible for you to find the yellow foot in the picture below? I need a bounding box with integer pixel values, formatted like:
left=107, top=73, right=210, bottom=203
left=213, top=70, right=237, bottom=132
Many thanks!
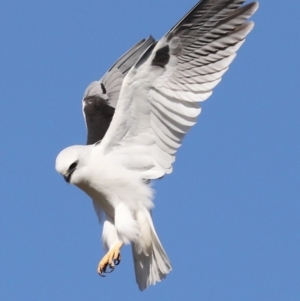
left=97, top=241, right=123, bottom=277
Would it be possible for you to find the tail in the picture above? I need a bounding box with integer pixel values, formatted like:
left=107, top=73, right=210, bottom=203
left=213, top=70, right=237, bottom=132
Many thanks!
left=131, top=210, right=172, bottom=291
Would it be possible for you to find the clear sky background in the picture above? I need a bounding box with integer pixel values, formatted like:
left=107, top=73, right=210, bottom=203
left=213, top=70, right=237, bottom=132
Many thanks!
left=1, top=1, right=299, bottom=300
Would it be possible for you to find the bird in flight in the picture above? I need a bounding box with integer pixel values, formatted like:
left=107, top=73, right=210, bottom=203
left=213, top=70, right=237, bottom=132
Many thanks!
left=55, top=0, right=258, bottom=291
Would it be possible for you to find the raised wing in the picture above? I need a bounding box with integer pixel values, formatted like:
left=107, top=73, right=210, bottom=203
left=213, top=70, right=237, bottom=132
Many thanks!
left=83, top=37, right=155, bottom=144
left=101, top=36, right=155, bottom=108
left=99, top=0, right=259, bottom=179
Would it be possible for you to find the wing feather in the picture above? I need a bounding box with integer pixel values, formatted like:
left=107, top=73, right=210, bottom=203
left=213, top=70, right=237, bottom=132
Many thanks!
left=101, top=36, right=155, bottom=107
left=98, top=0, right=259, bottom=178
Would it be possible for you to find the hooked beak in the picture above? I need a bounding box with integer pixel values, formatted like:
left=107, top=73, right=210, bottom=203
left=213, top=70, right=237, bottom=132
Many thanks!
left=63, top=168, right=76, bottom=183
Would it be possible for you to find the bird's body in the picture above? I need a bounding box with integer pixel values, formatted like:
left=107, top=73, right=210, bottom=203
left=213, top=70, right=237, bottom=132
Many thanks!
left=56, top=0, right=258, bottom=291
left=57, top=144, right=170, bottom=289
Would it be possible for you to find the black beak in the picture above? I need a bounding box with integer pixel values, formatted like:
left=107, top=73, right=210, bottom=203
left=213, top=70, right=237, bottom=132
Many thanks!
left=63, top=161, right=78, bottom=183
left=63, top=168, right=76, bottom=183
left=63, top=174, right=70, bottom=183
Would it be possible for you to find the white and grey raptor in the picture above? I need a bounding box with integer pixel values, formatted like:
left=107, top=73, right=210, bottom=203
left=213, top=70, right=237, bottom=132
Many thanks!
left=56, top=0, right=258, bottom=291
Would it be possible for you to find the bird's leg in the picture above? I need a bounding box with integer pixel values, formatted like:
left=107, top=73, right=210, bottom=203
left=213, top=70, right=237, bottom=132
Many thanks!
left=98, top=241, right=124, bottom=276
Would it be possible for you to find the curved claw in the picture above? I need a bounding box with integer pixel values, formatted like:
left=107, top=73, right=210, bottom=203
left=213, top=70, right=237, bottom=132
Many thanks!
left=98, top=264, right=107, bottom=277
left=97, top=242, right=123, bottom=278
left=114, top=254, right=121, bottom=266
left=98, top=263, right=115, bottom=277
left=105, top=265, right=115, bottom=273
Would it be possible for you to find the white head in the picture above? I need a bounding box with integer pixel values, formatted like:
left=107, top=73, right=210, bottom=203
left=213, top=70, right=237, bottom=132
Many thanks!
left=55, top=145, right=87, bottom=185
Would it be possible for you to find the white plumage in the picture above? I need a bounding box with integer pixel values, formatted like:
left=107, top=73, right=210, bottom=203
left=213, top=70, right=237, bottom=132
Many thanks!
left=55, top=0, right=258, bottom=291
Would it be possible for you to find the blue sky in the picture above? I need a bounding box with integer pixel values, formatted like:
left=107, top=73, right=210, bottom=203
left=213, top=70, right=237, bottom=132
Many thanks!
left=1, top=1, right=299, bottom=300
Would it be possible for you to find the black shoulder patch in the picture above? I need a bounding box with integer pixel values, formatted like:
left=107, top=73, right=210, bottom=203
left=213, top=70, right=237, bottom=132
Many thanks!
left=83, top=96, right=115, bottom=145
left=135, top=41, right=157, bottom=69
left=152, top=45, right=170, bottom=68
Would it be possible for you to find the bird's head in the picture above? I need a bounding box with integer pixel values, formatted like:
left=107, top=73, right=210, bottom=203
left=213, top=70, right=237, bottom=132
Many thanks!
left=55, top=145, right=87, bottom=184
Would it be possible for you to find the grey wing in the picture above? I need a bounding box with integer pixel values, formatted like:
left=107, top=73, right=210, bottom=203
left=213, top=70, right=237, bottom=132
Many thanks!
left=99, top=0, right=258, bottom=179
left=101, top=36, right=156, bottom=108
left=83, top=36, right=156, bottom=145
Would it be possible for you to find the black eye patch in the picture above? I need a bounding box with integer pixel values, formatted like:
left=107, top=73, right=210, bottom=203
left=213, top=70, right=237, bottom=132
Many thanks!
left=68, top=161, right=78, bottom=171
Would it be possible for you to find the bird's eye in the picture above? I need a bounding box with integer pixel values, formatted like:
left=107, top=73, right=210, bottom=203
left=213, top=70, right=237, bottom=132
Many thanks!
left=101, top=83, right=106, bottom=94
left=68, top=161, right=78, bottom=171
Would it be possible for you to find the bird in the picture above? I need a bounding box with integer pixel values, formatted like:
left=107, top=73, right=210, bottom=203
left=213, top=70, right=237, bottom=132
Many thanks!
left=55, top=0, right=259, bottom=291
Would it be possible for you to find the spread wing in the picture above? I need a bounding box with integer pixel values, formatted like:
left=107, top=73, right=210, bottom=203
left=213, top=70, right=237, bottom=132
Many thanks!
left=99, top=0, right=259, bottom=179
left=101, top=36, right=156, bottom=108
left=82, top=36, right=155, bottom=144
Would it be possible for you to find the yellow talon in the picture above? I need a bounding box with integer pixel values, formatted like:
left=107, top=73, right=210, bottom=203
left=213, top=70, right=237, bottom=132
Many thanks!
left=98, top=242, right=123, bottom=276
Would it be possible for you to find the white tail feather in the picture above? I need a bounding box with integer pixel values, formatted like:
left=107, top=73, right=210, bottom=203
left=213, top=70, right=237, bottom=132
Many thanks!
left=132, top=210, right=172, bottom=291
